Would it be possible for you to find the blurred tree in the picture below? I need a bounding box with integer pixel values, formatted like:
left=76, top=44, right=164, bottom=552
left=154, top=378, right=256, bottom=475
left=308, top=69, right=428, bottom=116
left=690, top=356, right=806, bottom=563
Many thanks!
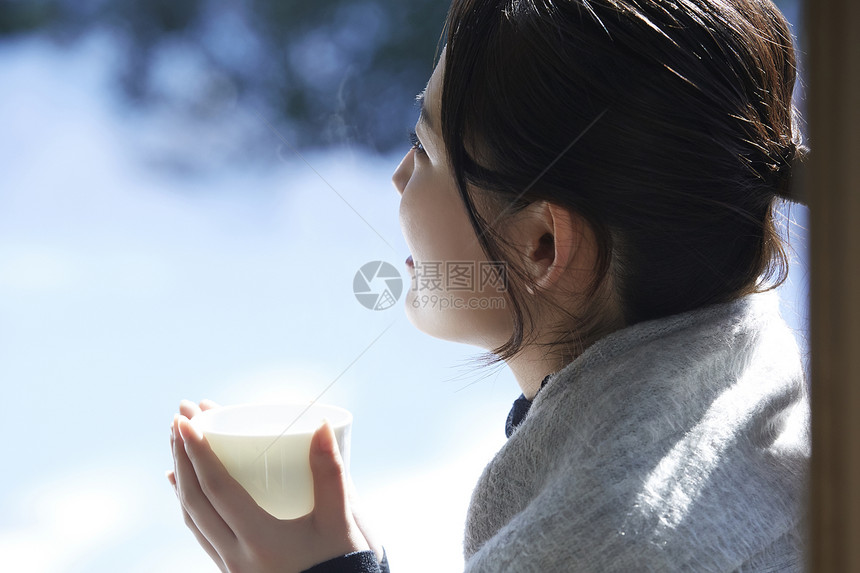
left=0, top=0, right=801, bottom=160
left=0, top=0, right=448, bottom=154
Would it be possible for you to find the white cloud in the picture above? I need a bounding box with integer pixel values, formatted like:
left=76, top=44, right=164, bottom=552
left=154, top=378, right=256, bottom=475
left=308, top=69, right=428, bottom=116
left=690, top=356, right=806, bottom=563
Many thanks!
left=0, top=464, right=146, bottom=573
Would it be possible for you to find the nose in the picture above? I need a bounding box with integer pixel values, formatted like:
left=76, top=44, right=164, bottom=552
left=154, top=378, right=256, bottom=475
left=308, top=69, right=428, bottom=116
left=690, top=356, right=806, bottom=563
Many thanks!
left=391, top=149, right=414, bottom=196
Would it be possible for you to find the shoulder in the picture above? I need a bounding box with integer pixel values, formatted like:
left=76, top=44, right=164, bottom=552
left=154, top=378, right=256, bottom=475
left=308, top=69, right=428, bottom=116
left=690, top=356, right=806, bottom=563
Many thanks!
left=465, top=293, right=809, bottom=572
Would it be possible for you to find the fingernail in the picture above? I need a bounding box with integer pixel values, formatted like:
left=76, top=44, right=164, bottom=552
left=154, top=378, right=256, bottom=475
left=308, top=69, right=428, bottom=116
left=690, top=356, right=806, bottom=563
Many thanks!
left=318, top=418, right=333, bottom=436
left=316, top=418, right=337, bottom=454
left=178, top=416, right=201, bottom=443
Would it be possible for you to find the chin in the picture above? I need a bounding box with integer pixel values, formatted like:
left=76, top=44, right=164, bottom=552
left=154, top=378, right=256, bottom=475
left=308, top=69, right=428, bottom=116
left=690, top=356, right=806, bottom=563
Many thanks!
left=403, top=290, right=511, bottom=350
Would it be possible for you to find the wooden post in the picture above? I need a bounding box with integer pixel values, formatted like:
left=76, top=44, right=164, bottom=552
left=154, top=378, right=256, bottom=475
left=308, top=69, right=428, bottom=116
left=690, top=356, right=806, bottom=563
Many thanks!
left=807, top=0, right=860, bottom=571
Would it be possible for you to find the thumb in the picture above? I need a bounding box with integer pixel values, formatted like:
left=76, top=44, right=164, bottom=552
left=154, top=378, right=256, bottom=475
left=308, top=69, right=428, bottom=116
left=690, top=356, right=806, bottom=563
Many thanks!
left=309, top=420, right=349, bottom=521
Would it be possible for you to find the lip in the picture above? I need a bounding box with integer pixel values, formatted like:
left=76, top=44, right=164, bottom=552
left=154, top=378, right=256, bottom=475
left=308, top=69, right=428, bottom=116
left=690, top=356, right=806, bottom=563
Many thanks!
left=405, top=255, right=414, bottom=269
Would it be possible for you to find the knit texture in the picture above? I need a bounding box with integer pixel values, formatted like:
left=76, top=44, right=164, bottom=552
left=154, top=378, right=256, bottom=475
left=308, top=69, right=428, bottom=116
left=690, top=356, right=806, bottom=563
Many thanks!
left=464, top=292, right=809, bottom=572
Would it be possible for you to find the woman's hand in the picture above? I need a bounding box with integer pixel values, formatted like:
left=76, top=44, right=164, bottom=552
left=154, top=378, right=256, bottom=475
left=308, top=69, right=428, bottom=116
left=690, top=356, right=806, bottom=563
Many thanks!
left=167, top=400, right=379, bottom=573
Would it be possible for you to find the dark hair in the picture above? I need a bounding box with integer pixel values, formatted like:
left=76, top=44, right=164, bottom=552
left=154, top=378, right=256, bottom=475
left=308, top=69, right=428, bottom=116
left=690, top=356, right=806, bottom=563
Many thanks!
left=440, top=0, right=805, bottom=361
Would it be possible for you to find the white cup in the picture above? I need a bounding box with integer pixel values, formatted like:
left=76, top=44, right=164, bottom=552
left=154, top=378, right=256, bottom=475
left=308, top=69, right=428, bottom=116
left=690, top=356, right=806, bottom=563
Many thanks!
left=190, top=402, right=352, bottom=520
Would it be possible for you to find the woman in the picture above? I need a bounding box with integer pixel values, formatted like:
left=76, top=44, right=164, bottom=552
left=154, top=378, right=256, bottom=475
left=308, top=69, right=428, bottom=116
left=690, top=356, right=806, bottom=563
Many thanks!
left=169, top=0, right=809, bottom=571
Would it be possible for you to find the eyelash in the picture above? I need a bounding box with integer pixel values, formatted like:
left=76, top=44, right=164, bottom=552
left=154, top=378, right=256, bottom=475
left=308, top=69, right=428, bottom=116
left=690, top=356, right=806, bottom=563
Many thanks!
left=409, top=130, right=425, bottom=155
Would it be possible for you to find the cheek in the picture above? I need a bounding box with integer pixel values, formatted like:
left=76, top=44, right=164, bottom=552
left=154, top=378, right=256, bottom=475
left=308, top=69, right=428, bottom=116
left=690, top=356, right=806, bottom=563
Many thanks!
left=399, top=180, right=513, bottom=348
left=398, top=190, right=417, bottom=249
left=400, top=184, right=482, bottom=264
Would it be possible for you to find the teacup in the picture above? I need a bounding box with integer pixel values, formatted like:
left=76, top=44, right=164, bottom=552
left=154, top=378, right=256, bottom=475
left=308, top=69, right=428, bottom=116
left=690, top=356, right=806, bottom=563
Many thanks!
left=190, top=402, right=352, bottom=519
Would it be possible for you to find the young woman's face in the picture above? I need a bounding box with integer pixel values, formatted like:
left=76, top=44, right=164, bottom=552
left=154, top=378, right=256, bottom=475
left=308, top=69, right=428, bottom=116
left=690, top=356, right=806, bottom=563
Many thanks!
left=391, top=54, right=513, bottom=349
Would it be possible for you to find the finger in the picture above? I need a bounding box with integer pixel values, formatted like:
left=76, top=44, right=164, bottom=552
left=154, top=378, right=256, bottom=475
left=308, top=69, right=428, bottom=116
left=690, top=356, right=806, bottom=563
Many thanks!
left=170, top=427, right=178, bottom=490
left=309, top=421, right=350, bottom=523
left=179, top=399, right=202, bottom=419
left=178, top=415, right=270, bottom=539
left=173, top=415, right=238, bottom=549
left=169, top=437, right=230, bottom=573
left=186, top=511, right=229, bottom=573
left=167, top=470, right=229, bottom=572
left=199, top=399, right=220, bottom=411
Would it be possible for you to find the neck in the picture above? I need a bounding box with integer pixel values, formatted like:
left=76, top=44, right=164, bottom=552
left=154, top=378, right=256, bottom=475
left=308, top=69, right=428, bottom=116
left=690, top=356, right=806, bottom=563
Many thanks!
left=496, top=286, right=627, bottom=400
left=503, top=317, right=626, bottom=399
left=505, top=346, right=570, bottom=400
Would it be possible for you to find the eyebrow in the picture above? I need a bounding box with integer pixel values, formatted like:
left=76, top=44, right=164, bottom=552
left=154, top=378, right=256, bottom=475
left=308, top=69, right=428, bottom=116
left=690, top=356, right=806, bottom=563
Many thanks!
left=416, top=90, right=434, bottom=132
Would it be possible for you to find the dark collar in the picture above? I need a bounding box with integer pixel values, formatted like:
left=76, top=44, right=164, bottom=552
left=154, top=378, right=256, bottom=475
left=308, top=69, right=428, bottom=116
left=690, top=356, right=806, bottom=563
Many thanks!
left=504, top=374, right=552, bottom=438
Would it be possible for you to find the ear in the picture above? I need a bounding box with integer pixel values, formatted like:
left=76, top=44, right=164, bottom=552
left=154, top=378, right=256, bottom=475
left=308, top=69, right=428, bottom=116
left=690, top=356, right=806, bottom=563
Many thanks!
left=510, top=201, right=590, bottom=293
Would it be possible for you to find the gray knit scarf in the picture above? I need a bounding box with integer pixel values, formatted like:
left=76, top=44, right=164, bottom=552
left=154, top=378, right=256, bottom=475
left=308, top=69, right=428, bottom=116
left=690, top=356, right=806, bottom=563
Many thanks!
left=464, top=292, right=809, bottom=572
